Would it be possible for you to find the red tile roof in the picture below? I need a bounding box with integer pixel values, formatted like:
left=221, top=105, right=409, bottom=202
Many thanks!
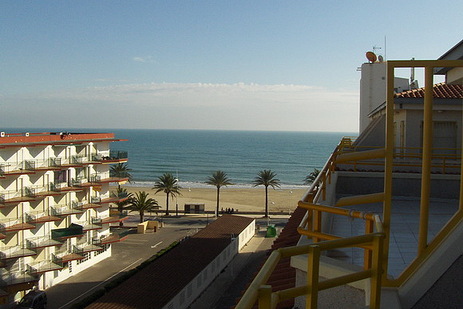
left=235, top=206, right=306, bottom=309
left=86, top=215, right=254, bottom=309
left=395, top=83, right=463, bottom=99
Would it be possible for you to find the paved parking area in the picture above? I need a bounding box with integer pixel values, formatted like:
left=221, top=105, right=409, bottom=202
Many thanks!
left=47, top=222, right=200, bottom=309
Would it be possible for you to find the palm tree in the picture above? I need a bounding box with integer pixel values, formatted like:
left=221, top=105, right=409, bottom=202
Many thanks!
left=153, top=173, right=181, bottom=216
left=127, top=191, right=159, bottom=223
left=303, top=168, right=320, bottom=185
left=110, top=163, right=133, bottom=189
left=253, top=170, right=280, bottom=217
left=114, top=187, right=133, bottom=213
left=205, top=171, right=233, bottom=217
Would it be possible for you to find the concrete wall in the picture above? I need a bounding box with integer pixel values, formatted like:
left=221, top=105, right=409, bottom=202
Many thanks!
left=336, top=171, right=460, bottom=199
left=163, top=219, right=255, bottom=309
left=359, top=62, right=409, bottom=133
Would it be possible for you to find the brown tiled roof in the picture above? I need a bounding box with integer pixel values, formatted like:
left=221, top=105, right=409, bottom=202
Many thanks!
left=395, top=83, right=463, bottom=99
left=86, top=215, right=254, bottom=309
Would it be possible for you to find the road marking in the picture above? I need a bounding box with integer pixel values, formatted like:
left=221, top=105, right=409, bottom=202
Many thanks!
left=58, top=258, right=143, bottom=309
left=151, top=241, right=163, bottom=248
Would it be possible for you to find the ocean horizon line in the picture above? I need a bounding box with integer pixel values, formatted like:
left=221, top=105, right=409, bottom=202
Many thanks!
left=2, top=127, right=358, bottom=135
left=122, top=180, right=308, bottom=190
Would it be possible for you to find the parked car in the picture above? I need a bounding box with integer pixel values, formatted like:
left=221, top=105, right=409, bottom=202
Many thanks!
left=15, top=290, right=47, bottom=309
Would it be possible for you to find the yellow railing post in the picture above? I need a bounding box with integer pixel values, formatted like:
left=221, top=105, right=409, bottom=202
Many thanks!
left=369, top=234, right=384, bottom=309
left=383, top=61, right=395, bottom=277
left=307, top=244, right=320, bottom=309
left=417, top=65, right=434, bottom=254
left=258, top=285, right=272, bottom=309
left=364, top=219, right=374, bottom=269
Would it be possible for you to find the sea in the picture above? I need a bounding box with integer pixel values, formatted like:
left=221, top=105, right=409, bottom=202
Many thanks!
left=3, top=129, right=355, bottom=189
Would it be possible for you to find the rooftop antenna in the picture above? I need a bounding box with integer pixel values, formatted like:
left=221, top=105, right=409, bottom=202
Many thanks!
left=384, top=36, right=387, bottom=60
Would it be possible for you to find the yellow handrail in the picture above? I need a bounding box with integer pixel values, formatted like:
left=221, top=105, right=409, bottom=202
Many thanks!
left=235, top=233, right=385, bottom=309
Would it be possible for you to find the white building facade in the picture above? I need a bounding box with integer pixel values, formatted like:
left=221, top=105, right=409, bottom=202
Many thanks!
left=0, top=131, right=128, bottom=304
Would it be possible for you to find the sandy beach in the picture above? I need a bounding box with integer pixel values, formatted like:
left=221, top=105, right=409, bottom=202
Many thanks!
left=114, top=185, right=307, bottom=214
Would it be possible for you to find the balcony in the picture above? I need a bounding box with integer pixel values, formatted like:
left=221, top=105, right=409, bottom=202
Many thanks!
left=100, top=212, right=129, bottom=225
left=33, top=157, right=63, bottom=171
left=0, top=161, right=36, bottom=176
left=51, top=223, right=84, bottom=241
left=74, top=198, right=102, bottom=211
left=76, top=239, right=103, bottom=253
left=34, top=183, right=63, bottom=197
left=102, top=151, right=129, bottom=164
left=0, top=165, right=4, bottom=179
left=0, top=272, right=39, bottom=290
left=26, top=236, right=62, bottom=249
left=0, top=245, right=36, bottom=260
left=0, top=218, right=35, bottom=233
left=102, top=191, right=130, bottom=204
left=51, top=203, right=84, bottom=216
left=78, top=219, right=102, bottom=231
left=95, top=230, right=130, bottom=245
left=53, top=246, right=84, bottom=263
left=27, top=260, right=63, bottom=275
left=61, top=155, right=84, bottom=168
left=0, top=187, right=37, bottom=206
left=55, top=180, right=85, bottom=192
left=25, top=210, right=61, bottom=224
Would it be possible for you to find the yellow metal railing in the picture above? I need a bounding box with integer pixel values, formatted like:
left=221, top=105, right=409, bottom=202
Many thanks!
left=236, top=234, right=384, bottom=309
left=237, top=59, right=463, bottom=308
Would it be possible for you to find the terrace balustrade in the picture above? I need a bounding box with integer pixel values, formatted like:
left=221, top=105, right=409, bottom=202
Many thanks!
left=27, top=259, right=63, bottom=275
left=0, top=271, right=38, bottom=287
left=0, top=188, right=36, bottom=205
left=91, top=196, right=101, bottom=203
left=110, top=150, right=128, bottom=159
left=0, top=245, right=36, bottom=260
left=51, top=203, right=84, bottom=216
left=62, top=155, right=84, bottom=167
left=25, top=210, right=61, bottom=224
left=26, top=236, right=62, bottom=249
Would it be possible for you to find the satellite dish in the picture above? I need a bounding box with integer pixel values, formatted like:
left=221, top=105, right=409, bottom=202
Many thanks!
left=366, top=51, right=377, bottom=63
left=378, top=55, right=384, bottom=62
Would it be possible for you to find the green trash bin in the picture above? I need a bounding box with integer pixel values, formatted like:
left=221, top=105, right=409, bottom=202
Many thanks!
left=266, top=225, right=276, bottom=238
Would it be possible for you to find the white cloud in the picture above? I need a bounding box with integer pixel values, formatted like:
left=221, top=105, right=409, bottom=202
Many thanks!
left=132, top=56, right=155, bottom=63
left=1, top=82, right=359, bottom=132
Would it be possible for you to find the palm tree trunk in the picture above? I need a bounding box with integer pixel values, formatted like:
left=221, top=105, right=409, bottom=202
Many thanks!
left=166, top=192, right=170, bottom=215
left=140, top=210, right=144, bottom=223
left=216, top=187, right=220, bottom=217
left=264, top=185, right=269, bottom=217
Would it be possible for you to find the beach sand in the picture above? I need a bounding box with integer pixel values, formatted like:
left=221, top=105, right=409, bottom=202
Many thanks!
left=115, top=185, right=307, bottom=214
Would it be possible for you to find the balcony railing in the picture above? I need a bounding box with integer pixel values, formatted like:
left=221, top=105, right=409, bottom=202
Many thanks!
left=95, top=229, right=130, bottom=245
left=0, top=245, right=36, bottom=260
left=51, top=203, right=84, bottom=216
left=0, top=272, right=38, bottom=287
left=27, top=260, right=63, bottom=275
left=100, top=211, right=129, bottom=224
left=76, top=238, right=103, bottom=253
left=53, top=246, right=84, bottom=263
left=0, top=189, right=36, bottom=205
left=62, top=155, right=84, bottom=166
left=26, top=236, right=62, bottom=249
left=25, top=210, right=61, bottom=224
left=0, top=217, right=35, bottom=233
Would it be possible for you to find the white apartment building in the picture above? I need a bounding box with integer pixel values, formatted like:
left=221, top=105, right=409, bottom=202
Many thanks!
left=0, top=131, right=129, bottom=304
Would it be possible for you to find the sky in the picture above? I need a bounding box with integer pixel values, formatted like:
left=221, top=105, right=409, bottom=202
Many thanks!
left=1, top=1, right=462, bottom=133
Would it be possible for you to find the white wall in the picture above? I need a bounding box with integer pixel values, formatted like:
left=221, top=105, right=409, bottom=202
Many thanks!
left=164, top=219, right=255, bottom=309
